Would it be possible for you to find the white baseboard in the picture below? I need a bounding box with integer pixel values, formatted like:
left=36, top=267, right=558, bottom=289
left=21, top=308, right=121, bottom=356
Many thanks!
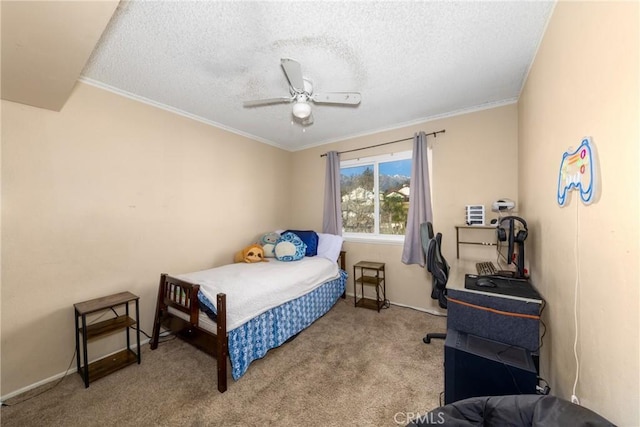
left=1, top=337, right=151, bottom=403
left=343, top=291, right=447, bottom=317
left=2, top=297, right=445, bottom=403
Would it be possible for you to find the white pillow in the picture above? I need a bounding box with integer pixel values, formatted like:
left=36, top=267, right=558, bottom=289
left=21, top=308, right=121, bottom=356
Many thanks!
left=317, top=233, right=344, bottom=263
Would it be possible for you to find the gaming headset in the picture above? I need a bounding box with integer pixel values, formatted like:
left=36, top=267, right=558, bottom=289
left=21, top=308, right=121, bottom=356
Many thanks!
left=497, top=216, right=528, bottom=265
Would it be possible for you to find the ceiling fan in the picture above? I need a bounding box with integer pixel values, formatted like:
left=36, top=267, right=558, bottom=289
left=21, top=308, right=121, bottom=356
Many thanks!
left=243, top=58, right=361, bottom=125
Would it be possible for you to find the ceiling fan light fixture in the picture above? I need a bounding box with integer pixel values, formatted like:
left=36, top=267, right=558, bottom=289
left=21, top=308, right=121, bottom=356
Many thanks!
left=243, top=58, right=360, bottom=125
left=292, top=101, right=311, bottom=119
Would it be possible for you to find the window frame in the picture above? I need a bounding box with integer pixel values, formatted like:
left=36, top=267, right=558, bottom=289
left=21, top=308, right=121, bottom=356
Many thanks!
left=340, top=150, right=413, bottom=244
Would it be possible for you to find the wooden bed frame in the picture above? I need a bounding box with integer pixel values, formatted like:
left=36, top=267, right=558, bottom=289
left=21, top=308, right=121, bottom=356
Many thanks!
left=150, top=251, right=346, bottom=393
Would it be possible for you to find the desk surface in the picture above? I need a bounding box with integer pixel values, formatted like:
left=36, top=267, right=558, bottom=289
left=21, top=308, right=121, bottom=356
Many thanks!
left=448, top=260, right=542, bottom=304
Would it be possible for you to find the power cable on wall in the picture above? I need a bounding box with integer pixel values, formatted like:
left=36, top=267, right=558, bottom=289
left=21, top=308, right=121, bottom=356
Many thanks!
left=571, top=199, right=581, bottom=405
left=1, top=309, right=172, bottom=407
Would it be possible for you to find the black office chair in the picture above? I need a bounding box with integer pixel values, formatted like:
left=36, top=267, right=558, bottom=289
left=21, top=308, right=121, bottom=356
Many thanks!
left=420, top=222, right=436, bottom=295
left=420, top=222, right=436, bottom=297
left=420, top=221, right=434, bottom=245
left=422, top=231, right=450, bottom=344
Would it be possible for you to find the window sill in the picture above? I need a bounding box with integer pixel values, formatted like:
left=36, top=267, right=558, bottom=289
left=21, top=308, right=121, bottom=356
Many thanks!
left=343, top=234, right=405, bottom=245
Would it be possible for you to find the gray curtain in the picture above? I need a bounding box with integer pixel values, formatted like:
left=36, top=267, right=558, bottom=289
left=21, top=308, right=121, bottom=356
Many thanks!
left=322, top=151, right=342, bottom=235
left=402, top=132, right=433, bottom=266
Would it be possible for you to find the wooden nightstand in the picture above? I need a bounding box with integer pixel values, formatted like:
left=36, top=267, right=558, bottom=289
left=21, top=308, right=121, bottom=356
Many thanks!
left=74, top=291, right=141, bottom=387
left=353, top=261, right=386, bottom=312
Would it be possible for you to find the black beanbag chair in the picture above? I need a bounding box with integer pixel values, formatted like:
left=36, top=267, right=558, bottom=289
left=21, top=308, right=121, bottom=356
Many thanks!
left=407, top=395, right=614, bottom=427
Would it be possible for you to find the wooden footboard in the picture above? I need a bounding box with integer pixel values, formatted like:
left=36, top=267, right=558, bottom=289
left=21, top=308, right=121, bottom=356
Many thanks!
left=339, top=250, right=346, bottom=298
left=150, top=273, right=229, bottom=393
left=151, top=250, right=346, bottom=393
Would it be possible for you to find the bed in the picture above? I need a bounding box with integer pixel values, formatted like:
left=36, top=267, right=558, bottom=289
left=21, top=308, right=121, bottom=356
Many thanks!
left=149, top=235, right=346, bottom=393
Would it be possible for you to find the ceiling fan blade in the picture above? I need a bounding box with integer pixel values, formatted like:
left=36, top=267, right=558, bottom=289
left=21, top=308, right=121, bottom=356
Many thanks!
left=281, top=58, right=305, bottom=93
left=243, top=96, right=293, bottom=108
left=312, top=92, right=361, bottom=105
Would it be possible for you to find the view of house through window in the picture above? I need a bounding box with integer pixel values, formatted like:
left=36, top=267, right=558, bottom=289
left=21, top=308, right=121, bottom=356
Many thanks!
left=340, top=151, right=413, bottom=238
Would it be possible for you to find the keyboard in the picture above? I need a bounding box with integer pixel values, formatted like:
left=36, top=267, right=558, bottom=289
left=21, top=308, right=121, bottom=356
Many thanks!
left=476, top=261, right=497, bottom=276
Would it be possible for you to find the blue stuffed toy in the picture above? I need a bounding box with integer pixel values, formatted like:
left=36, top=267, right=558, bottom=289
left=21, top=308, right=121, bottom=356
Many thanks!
left=274, top=232, right=307, bottom=262
left=259, top=232, right=281, bottom=258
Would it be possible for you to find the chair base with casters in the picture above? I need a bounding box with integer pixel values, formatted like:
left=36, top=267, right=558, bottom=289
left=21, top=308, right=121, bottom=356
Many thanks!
left=420, top=226, right=450, bottom=345
left=423, top=332, right=446, bottom=343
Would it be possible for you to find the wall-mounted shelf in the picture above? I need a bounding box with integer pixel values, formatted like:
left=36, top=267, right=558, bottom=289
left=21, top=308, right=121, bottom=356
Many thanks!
left=455, top=225, right=497, bottom=259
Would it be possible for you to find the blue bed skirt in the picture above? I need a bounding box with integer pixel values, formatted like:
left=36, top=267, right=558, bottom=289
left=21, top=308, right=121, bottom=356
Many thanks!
left=199, top=270, right=346, bottom=380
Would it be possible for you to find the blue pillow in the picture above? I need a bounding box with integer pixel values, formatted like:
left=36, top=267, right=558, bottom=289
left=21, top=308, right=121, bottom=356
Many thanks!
left=285, top=230, right=319, bottom=257
left=274, top=232, right=307, bottom=262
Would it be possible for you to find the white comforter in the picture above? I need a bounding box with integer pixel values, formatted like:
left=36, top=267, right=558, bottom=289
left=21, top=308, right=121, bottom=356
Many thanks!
left=177, top=257, right=340, bottom=331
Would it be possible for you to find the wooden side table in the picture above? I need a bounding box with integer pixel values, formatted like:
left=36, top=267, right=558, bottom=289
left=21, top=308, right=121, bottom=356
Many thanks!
left=74, top=291, right=140, bottom=387
left=353, top=261, right=386, bottom=312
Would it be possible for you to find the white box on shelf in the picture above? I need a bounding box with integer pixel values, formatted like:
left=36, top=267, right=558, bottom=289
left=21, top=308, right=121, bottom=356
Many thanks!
left=465, top=205, right=485, bottom=226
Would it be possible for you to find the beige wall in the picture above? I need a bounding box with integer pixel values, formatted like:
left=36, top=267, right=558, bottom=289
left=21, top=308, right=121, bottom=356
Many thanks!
left=291, top=104, right=518, bottom=312
left=1, top=82, right=292, bottom=395
left=518, top=1, right=639, bottom=425
left=4, top=5, right=637, bottom=424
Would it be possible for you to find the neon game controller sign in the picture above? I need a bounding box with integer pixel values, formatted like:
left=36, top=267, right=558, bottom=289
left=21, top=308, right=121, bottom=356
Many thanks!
left=557, top=137, right=598, bottom=206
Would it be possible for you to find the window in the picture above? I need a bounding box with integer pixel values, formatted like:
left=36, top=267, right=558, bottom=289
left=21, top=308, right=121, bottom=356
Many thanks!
left=340, top=151, right=413, bottom=242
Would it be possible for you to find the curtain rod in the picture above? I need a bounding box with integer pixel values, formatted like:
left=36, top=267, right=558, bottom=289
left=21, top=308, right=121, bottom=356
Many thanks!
left=320, top=129, right=445, bottom=157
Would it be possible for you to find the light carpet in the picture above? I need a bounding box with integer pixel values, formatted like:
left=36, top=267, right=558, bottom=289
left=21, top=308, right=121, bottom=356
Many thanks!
left=1, top=299, right=446, bottom=427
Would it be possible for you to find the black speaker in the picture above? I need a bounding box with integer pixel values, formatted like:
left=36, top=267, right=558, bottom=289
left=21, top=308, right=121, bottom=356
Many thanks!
left=445, top=329, right=537, bottom=404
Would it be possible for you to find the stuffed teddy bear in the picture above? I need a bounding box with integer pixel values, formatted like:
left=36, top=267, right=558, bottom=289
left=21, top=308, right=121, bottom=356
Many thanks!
left=259, top=232, right=281, bottom=258
left=234, top=244, right=268, bottom=263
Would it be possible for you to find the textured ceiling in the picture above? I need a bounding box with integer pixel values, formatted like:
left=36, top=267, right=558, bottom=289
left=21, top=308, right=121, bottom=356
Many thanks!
left=82, top=1, right=555, bottom=151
